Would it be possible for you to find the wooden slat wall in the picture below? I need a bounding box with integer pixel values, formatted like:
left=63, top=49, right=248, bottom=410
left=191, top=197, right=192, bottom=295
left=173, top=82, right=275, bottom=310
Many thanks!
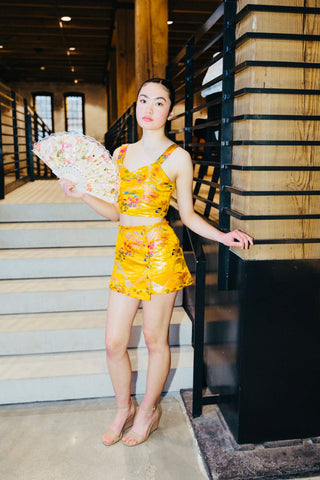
left=229, top=0, right=320, bottom=260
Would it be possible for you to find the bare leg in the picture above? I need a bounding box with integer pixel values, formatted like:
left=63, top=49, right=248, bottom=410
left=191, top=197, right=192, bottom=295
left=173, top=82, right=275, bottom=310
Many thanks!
left=123, top=291, right=177, bottom=445
left=103, top=290, right=140, bottom=443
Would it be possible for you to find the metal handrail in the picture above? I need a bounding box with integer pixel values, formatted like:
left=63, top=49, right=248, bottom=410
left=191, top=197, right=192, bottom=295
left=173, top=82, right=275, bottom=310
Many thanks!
left=0, top=85, right=52, bottom=199
left=105, top=103, right=137, bottom=154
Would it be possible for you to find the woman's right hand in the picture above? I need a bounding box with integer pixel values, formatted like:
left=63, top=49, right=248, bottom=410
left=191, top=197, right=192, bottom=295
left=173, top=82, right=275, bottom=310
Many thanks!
left=58, top=178, right=83, bottom=199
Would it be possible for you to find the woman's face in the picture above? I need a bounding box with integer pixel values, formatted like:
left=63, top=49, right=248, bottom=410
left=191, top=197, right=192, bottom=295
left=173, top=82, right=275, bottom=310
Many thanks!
left=136, top=82, right=172, bottom=130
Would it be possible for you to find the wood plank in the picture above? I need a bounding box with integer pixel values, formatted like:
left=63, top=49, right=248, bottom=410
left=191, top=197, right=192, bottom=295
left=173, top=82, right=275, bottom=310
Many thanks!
left=232, top=0, right=320, bottom=260
left=237, top=0, right=305, bottom=11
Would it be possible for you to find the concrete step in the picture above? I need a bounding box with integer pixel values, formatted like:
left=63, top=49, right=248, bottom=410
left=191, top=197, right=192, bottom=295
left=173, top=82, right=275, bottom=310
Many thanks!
left=0, top=307, right=191, bottom=355
left=0, top=276, right=110, bottom=314
left=0, top=247, right=115, bottom=279
left=0, top=276, right=183, bottom=315
left=0, top=202, right=105, bottom=222
left=0, top=345, right=194, bottom=404
left=0, top=221, right=118, bottom=249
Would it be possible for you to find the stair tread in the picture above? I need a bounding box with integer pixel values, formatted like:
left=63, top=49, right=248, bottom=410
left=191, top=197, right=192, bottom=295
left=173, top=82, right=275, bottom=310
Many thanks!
left=0, top=246, right=115, bottom=260
left=0, top=346, right=193, bottom=380
left=0, top=276, right=109, bottom=293
left=0, top=179, right=83, bottom=204
left=0, top=221, right=116, bottom=230
left=0, top=307, right=189, bottom=333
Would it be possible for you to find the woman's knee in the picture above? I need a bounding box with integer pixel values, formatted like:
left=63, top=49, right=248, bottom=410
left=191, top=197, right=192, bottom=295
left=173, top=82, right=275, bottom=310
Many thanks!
left=143, top=327, right=169, bottom=353
left=105, top=334, right=127, bottom=359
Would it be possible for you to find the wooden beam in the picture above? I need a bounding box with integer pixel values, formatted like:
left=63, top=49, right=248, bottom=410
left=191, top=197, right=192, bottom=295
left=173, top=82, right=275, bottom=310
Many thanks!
left=135, top=0, right=168, bottom=89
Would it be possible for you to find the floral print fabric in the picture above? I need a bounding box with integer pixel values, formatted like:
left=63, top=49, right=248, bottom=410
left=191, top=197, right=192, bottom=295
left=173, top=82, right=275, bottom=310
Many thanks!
left=33, top=132, right=119, bottom=202
left=109, top=222, right=193, bottom=300
left=117, top=144, right=177, bottom=217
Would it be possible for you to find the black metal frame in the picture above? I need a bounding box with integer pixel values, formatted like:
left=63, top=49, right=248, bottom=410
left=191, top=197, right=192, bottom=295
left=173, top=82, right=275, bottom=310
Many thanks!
left=164, top=0, right=237, bottom=417
left=64, top=92, right=86, bottom=135
left=32, top=91, right=55, bottom=133
left=0, top=85, right=52, bottom=199
left=104, top=102, right=137, bottom=154
left=181, top=228, right=206, bottom=418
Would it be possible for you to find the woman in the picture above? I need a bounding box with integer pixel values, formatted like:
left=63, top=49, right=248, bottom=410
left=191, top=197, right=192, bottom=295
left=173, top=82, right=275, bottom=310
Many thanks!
left=59, top=78, right=253, bottom=447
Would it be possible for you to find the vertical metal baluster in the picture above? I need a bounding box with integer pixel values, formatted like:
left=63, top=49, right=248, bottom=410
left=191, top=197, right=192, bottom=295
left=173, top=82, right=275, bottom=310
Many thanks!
left=0, top=105, right=4, bottom=199
left=185, top=39, right=194, bottom=152
left=218, top=0, right=236, bottom=290
left=192, top=245, right=207, bottom=418
left=11, top=90, right=20, bottom=180
left=24, top=100, right=34, bottom=182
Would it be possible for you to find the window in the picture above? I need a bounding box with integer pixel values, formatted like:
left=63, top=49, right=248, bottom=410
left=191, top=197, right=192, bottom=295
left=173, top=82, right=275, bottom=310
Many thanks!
left=64, top=93, right=85, bottom=134
left=33, top=92, right=54, bottom=131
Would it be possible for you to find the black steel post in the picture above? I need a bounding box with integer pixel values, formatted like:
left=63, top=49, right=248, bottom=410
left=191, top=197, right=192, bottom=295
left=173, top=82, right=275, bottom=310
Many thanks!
left=42, top=121, right=48, bottom=176
left=11, top=90, right=20, bottom=180
left=185, top=39, right=194, bottom=152
left=0, top=106, right=4, bottom=199
left=127, top=113, right=133, bottom=144
left=24, top=100, right=35, bottom=182
left=33, top=112, right=41, bottom=175
left=132, top=103, right=137, bottom=142
left=218, top=0, right=236, bottom=290
left=192, top=252, right=207, bottom=418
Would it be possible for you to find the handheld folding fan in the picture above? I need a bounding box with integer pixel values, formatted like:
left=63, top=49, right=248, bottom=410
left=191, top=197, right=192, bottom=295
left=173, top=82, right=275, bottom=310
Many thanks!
left=33, top=132, right=119, bottom=202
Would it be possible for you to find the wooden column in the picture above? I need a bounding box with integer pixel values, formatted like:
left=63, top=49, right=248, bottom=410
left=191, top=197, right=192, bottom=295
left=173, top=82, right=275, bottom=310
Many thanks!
left=116, top=7, right=135, bottom=118
left=135, top=0, right=168, bottom=91
left=229, top=0, right=320, bottom=260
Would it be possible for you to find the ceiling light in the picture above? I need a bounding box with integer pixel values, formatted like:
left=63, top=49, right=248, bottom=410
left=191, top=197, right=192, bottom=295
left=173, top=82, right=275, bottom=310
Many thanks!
left=61, top=16, right=71, bottom=22
left=0, top=45, right=3, bottom=49
left=68, top=47, right=76, bottom=51
left=167, top=20, right=173, bottom=25
left=71, top=66, right=75, bottom=72
left=40, top=66, right=46, bottom=70
left=74, top=79, right=78, bottom=84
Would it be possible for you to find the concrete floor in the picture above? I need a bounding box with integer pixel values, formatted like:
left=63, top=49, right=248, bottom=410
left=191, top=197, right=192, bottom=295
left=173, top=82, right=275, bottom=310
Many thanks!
left=1, top=393, right=320, bottom=480
left=0, top=394, right=208, bottom=480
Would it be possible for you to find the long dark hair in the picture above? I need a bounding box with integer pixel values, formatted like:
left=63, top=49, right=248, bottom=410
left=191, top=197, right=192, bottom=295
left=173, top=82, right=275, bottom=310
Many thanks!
left=137, top=78, right=175, bottom=113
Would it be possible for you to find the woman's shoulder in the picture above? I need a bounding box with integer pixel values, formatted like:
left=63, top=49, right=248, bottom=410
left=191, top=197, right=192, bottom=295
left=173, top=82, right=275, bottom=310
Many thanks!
left=171, top=144, right=192, bottom=164
left=112, top=144, right=128, bottom=161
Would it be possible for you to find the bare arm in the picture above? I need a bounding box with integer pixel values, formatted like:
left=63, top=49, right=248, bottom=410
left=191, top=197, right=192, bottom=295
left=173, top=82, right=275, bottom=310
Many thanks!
left=58, top=146, right=121, bottom=222
left=175, top=149, right=253, bottom=249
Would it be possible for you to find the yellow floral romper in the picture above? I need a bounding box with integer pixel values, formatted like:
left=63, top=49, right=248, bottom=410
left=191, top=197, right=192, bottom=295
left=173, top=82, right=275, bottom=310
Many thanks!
left=109, top=143, right=193, bottom=300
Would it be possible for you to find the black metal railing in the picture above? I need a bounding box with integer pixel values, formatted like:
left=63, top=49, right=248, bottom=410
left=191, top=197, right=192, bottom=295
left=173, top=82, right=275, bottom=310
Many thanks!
left=0, top=82, right=52, bottom=199
left=104, top=103, right=137, bottom=155
left=166, top=1, right=225, bottom=228
left=165, top=0, right=234, bottom=417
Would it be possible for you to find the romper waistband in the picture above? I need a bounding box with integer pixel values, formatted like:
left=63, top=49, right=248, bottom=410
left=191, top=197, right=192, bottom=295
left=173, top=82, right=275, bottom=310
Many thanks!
left=118, top=220, right=168, bottom=232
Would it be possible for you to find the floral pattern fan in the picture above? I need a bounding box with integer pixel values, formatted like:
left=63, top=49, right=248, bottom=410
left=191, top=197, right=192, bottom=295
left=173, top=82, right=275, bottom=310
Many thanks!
left=33, top=132, right=119, bottom=202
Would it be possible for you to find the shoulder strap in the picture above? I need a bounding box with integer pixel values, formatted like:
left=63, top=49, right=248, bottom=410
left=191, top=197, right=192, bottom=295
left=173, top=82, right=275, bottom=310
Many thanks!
left=116, top=144, right=128, bottom=165
left=158, top=143, right=179, bottom=165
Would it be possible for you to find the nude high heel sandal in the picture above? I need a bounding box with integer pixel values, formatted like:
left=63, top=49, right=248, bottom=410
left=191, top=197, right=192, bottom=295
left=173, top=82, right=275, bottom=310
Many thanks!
left=102, top=400, right=136, bottom=446
left=122, top=404, right=162, bottom=446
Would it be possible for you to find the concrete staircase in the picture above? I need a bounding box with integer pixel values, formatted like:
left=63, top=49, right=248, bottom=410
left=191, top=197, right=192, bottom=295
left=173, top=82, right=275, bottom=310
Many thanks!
left=0, top=181, right=193, bottom=404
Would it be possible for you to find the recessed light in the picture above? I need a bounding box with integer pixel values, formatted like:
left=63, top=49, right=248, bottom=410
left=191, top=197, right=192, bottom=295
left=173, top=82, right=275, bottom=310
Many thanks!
left=0, top=45, right=3, bottom=49
left=61, top=16, right=71, bottom=22
left=74, top=79, right=79, bottom=84
left=40, top=66, right=46, bottom=70
left=71, top=66, right=75, bottom=72
left=167, top=20, right=173, bottom=25
left=68, top=47, right=76, bottom=51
